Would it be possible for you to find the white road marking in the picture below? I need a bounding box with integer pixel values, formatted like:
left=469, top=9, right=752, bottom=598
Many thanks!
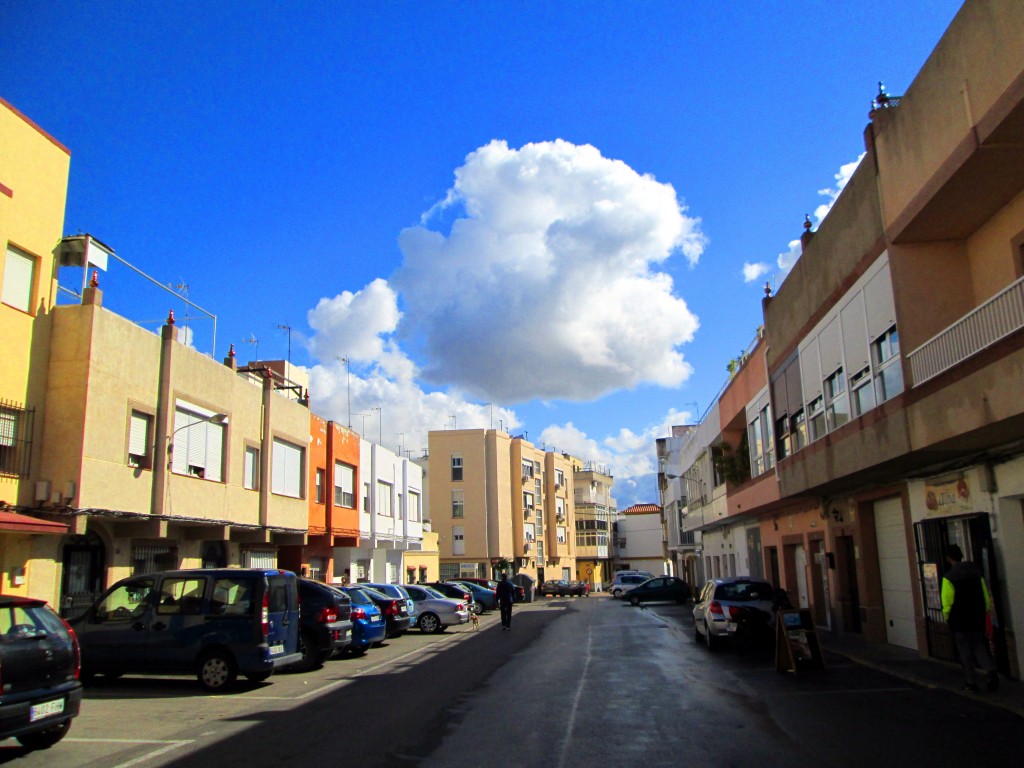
left=65, top=739, right=193, bottom=768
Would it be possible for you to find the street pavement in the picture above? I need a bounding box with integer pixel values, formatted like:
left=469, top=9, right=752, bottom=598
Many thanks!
left=3, top=594, right=1022, bottom=767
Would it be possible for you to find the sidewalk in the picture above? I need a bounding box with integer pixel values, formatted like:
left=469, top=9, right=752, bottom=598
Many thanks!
left=822, top=633, right=1024, bottom=718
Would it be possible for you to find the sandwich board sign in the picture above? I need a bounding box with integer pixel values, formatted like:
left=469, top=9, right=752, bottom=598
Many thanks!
left=775, top=609, right=826, bottom=673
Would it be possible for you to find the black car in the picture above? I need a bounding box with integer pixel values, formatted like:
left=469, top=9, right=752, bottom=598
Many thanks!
left=0, top=596, right=83, bottom=751
left=289, top=579, right=354, bottom=672
left=539, top=579, right=583, bottom=597
left=348, top=585, right=412, bottom=639
left=626, top=576, right=692, bottom=606
left=426, top=581, right=473, bottom=604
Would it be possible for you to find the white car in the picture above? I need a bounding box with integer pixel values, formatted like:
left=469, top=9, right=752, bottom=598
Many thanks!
left=401, top=584, right=471, bottom=633
left=609, top=573, right=651, bottom=598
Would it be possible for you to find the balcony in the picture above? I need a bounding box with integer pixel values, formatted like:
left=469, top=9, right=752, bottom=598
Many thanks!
left=908, top=275, right=1024, bottom=386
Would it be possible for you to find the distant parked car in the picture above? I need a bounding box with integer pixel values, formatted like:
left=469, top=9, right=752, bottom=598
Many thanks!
left=511, top=573, right=535, bottom=602
left=0, top=596, right=83, bottom=751
left=692, top=577, right=776, bottom=650
left=426, top=582, right=473, bottom=605
left=70, top=568, right=301, bottom=691
left=446, top=581, right=497, bottom=613
left=355, top=586, right=412, bottom=638
left=340, top=586, right=387, bottom=654
left=539, top=580, right=584, bottom=597
left=288, top=578, right=353, bottom=672
left=624, top=576, right=691, bottom=606
left=364, top=583, right=417, bottom=626
left=401, top=584, right=471, bottom=633
left=609, top=573, right=649, bottom=598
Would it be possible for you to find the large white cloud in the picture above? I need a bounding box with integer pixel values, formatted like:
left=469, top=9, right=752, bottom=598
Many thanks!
left=393, top=139, right=706, bottom=403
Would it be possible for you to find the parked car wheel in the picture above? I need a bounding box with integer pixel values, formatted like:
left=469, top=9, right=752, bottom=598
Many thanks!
left=197, top=650, right=237, bottom=691
left=244, top=670, right=273, bottom=683
left=611, top=588, right=623, bottom=598
left=418, top=612, right=441, bottom=633
left=16, top=720, right=72, bottom=751
left=704, top=622, right=719, bottom=651
left=471, top=601, right=484, bottom=615
left=693, top=619, right=702, bottom=643
left=630, top=594, right=641, bottom=607
left=293, top=629, right=324, bottom=672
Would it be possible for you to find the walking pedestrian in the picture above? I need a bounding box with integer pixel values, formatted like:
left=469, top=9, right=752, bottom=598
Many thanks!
left=941, top=544, right=998, bottom=692
left=496, top=573, right=515, bottom=631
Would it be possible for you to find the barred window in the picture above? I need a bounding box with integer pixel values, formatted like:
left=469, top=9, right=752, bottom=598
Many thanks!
left=0, top=402, right=33, bottom=478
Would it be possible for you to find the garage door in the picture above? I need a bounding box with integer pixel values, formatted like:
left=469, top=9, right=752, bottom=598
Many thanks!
left=874, top=497, right=917, bottom=649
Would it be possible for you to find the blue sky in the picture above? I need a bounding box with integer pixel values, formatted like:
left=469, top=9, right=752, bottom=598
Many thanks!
left=3, top=1, right=964, bottom=507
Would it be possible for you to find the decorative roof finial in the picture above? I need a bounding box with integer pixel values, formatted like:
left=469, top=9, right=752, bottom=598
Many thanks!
left=764, top=281, right=772, bottom=298
left=803, top=214, right=812, bottom=231
left=167, top=309, right=176, bottom=326
left=228, top=343, right=236, bottom=358
left=89, top=269, right=99, bottom=288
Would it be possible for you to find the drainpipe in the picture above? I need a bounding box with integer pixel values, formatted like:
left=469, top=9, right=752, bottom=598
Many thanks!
left=259, top=371, right=272, bottom=528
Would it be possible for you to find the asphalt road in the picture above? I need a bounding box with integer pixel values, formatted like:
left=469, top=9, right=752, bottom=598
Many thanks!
left=5, top=596, right=1023, bottom=767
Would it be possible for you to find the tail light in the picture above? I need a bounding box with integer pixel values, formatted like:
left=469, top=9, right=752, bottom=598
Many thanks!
left=456, top=602, right=466, bottom=611
left=350, top=607, right=367, bottom=621
left=728, top=606, right=745, bottom=620
left=708, top=600, right=724, bottom=617
left=317, top=606, right=338, bottom=624
left=261, top=592, right=270, bottom=637
left=62, top=618, right=82, bottom=680
left=383, top=600, right=399, bottom=617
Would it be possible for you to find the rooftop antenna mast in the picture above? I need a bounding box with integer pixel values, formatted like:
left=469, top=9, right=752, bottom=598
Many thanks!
left=241, top=334, right=259, bottom=362
left=276, top=323, right=292, bottom=364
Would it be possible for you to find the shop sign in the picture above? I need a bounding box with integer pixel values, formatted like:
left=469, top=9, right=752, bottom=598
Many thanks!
left=924, top=475, right=972, bottom=517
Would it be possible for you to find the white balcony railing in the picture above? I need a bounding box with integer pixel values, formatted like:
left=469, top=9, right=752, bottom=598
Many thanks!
left=908, top=276, right=1024, bottom=386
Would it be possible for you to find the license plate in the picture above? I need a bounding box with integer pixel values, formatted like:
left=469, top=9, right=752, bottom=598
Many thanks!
left=269, top=644, right=285, bottom=655
left=30, top=698, right=65, bottom=722
left=370, top=615, right=380, bottom=622
left=725, top=622, right=737, bottom=632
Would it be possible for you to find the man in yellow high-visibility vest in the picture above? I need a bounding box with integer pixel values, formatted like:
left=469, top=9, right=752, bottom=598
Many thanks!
left=941, top=544, right=998, bottom=692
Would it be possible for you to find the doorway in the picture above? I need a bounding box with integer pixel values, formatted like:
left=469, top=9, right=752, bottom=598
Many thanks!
left=835, top=535, right=861, bottom=633
left=60, top=532, right=106, bottom=618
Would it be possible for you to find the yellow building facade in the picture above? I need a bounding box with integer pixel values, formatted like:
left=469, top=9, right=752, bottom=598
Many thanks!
left=0, top=98, right=72, bottom=600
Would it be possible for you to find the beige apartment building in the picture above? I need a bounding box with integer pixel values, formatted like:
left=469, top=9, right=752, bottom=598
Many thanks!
left=571, top=461, right=616, bottom=589
left=428, top=429, right=577, bottom=584
left=0, top=98, right=74, bottom=600
left=32, top=296, right=310, bottom=614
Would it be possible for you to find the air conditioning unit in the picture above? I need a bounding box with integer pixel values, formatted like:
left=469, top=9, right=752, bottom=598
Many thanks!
left=34, top=481, right=51, bottom=502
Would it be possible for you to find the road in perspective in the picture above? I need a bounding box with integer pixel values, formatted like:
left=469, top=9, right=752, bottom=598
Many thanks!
left=4, top=595, right=1022, bottom=768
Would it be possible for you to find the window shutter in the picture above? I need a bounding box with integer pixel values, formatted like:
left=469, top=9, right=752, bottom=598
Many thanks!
left=244, top=447, right=257, bottom=490
left=841, top=293, right=870, bottom=374
left=818, top=317, right=842, bottom=378
left=2, top=247, right=34, bottom=313
left=272, top=438, right=302, bottom=498
left=800, top=338, right=823, bottom=403
left=205, top=422, right=223, bottom=481
left=172, top=409, right=191, bottom=474
left=129, top=412, right=150, bottom=462
left=864, top=262, right=896, bottom=340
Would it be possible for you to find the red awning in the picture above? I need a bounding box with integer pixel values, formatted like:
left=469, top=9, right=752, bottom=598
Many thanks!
left=0, top=511, right=69, bottom=534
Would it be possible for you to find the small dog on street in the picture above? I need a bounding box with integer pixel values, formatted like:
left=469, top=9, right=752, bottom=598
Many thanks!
left=469, top=612, right=480, bottom=631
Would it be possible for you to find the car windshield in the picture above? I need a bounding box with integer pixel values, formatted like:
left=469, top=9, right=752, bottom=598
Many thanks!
left=423, top=587, right=446, bottom=599
left=0, top=601, right=65, bottom=641
left=716, top=582, right=772, bottom=601
left=344, top=588, right=375, bottom=606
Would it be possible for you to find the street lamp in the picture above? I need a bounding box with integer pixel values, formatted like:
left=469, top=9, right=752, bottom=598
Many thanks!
left=338, top=356, right=352, bottom=428
left=371, top=406, right=382, bottom=445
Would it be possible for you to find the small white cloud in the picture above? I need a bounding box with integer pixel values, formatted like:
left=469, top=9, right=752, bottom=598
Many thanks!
left=777, top=239, right=802, bottom=272
left=742, top=262, right=771, bottom=283
left=814, top=152, right=865, bottom=225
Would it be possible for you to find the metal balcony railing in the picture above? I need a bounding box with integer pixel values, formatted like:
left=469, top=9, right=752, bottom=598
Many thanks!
left=907, top=276, right=1024, bottom=386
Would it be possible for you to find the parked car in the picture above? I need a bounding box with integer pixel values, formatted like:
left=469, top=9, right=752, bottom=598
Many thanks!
left=339, top=586, right=387, bottom=654
left=539, top=580, right=584, bottom=597
left=401, top=584, right=471, bottom=633
left=0, top=596, right=83, bottom=751
left=446, top=580, right=497, bottom=613
left=426, top=581, right=473, bottom=605
left=624, top=576, right=691, bottom=606
left=70, top=568, right=301, bottom=691
left=692, top=577, right=776, bottom=650
left=364, top=583, right=417, bottom=627
left=352, top=585, right=412, bottom=639
left=609, top=573, right=649, bottom=598
left=511, top=573, right=535, bottom=602
left=288, top=578, right=353, bottom=672
left=568, top=580, right=590, bottom=597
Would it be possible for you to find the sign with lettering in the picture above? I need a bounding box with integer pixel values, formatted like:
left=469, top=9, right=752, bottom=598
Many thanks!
left=924, top=476, right=972, bottom=517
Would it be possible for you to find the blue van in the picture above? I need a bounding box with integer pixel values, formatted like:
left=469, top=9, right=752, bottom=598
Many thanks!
left=70, top=568, right=301, bottom=690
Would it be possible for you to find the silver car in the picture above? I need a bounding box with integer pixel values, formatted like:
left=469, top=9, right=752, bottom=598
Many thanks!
left=364, top=583, right=417, bottom=626
left=692, top=577, right=775, bottom=650
left=401, top=584, right=471, bottom=633
left=609, top=573, right=649, bottom=598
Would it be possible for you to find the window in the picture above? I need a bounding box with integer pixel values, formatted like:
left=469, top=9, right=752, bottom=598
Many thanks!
left=271, top=437, right=304, bottom=498
left=521, top=461, right=533, bottom=480
left=2, top=246, right=35, bottom=313
left=334, top=462, right=355, bottom=507
left=748, top=415, right=764, bottom=476
left=824, top=368, right=849, bottom=431
left=850, top=366, right=876, bottom=417
left=314, top=467, right=325, bottom=503
left=0, top=406, right=24, bottom=476
left=555, top=469, right=565, bottom=488
left=127, top=410, right=153, bottom=469
left=557, top=526, right=567, bottom=544
left=807, top=396, right=825, bottom=442
left=536, top=539, right=544, bottom=560
left=363, top=483, right=370, bottom=512
left=156, top=578, right=205, bottom=615
left=451, top=455, right=463, bottom=482
left=775, top=415, right=791, bottom=460
left=452, top=526, right=465, bottom=556
left=171, top=406, right=225, bottom=481
left=376, top=481, right=393, bottom=516
left=523, top=492, right=534, bottom=516
left=873, top=326, right=903, bottom=403
left=524, top=523, right=536, bottom=542
left=791, top=410, right=807, bottom=452
left=556, top=497, right=565, bottom=520
left=408, top=491, right=421, bottom=522
left=244, top=446, right=260, bottom=490
left=132, top=544, right=177, bottom=575
left=451, top=489, right=464, bottom=518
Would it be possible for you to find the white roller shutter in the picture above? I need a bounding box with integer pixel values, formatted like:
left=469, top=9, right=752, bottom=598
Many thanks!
left=841, top=293, right=870, bottom=374
left=272, top=438, right=303, bottom=498
left=800, top=338, right=823, bottom=403
left=864, top=262, right=897, bottom=341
